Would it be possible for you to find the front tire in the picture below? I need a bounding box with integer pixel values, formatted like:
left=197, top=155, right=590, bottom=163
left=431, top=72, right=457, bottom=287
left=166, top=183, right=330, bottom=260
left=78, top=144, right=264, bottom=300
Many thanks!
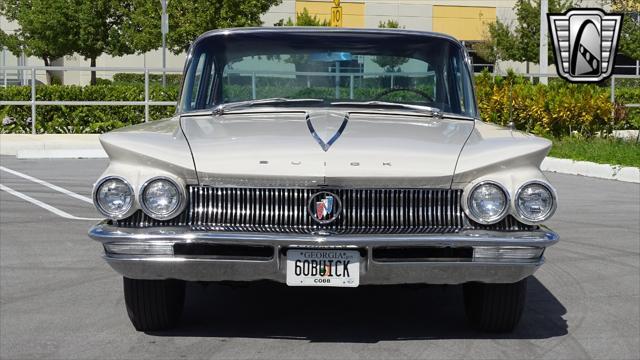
left=123, top=277, right=186, bottom=331
left=463, top=277, right=527, bottom=332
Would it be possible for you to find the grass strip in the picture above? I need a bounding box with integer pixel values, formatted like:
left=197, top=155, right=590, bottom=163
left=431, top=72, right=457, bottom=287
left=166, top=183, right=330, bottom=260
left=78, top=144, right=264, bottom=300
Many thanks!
left=549, top=136, right=640, bottom=168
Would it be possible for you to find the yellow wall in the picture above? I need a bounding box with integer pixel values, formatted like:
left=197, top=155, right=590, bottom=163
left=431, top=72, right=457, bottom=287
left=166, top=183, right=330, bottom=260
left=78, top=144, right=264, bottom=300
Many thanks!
left=432, top=6, right=496, bottom=41
left=296, top=1, right=365, bottom=28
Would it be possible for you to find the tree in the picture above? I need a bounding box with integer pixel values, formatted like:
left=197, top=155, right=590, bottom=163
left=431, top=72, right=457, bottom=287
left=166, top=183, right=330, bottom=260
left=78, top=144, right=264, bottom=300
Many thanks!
left=277, top=8, right=329, bottom=70
left=473, top=0, right=575, bottom=72
left=1, top=0, right=135, bottom=85
left=122, top=0, right=283, bottom=55
left=372, top=20, right=409, bottom=72
left=0, top=0, right=78, bottom=83
left=609, top=0, right=640, bottom=60
left=75, top=0, right=134, bottom=85
left=118, top=0, right=164, bottom=56
left=472, top=21, right=518, bottom=64
left=280, top=7, right=330, bottom=26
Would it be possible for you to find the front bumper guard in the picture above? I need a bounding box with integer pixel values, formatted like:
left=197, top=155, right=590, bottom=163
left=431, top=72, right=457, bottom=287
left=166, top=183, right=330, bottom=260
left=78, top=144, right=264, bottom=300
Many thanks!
left=89, top=221, right=559, bottom=285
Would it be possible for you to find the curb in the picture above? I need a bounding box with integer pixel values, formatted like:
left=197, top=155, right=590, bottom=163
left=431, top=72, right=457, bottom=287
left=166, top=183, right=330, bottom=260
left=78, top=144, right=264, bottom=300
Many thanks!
left=16, top=149, right=107, bottom=159
left=541, top=157, right=639, bottom=184
left=0, top=134, right=103, bottom=156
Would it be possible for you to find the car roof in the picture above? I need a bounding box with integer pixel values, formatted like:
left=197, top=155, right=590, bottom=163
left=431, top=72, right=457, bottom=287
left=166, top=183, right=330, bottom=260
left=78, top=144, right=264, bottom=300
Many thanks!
left=192, top=26, right=463, bottom=48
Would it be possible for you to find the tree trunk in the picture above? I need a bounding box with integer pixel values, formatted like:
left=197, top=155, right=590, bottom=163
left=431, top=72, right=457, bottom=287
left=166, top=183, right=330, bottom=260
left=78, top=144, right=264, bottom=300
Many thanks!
left=90, top=57, right=97, bottom=85
left=43, top=57, right=51, bottom=85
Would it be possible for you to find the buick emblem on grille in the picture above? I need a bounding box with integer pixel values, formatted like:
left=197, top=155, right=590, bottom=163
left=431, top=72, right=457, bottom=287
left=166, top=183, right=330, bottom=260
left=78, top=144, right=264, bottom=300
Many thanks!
left=308, top=191, right=343, bottom=224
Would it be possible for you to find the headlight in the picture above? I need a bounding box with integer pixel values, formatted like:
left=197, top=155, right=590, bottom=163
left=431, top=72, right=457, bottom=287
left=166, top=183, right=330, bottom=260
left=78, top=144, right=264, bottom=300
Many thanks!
left=515, top=182, right=556, bottom=223
left=467, top=182, right=508, bottom=224
left=94, top=177, right=134, bottom=219
left=140, top=178, right=183, bottom=220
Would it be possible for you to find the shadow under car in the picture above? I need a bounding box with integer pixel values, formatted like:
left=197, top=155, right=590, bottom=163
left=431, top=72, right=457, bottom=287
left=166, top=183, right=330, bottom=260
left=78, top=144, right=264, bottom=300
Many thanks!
left=147, top=276, right=567, bottom=341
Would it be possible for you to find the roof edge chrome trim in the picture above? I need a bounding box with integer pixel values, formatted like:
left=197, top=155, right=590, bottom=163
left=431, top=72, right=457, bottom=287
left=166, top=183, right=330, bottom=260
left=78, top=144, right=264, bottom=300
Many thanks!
left=192, top=27, right=464, bottom=49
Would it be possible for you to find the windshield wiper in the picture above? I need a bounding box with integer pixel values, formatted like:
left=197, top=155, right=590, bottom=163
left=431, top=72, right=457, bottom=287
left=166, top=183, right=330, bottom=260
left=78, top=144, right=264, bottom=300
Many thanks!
left=213, top=98, right=325, bottom=115
left=330, top=101, right=442, bottom=118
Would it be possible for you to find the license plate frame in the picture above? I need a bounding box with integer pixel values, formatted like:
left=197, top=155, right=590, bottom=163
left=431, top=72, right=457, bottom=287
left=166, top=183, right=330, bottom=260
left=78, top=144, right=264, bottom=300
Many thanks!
left=285, top=249, right=360, bottom=287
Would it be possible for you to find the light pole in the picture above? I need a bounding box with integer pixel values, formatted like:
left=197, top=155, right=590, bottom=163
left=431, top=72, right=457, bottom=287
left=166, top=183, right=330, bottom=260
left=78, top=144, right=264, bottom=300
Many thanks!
left=539, top=0, right=548, bottom=84
left=2, top=47, right=6, bottom=87
left=160, top=0, right=168, bottom=88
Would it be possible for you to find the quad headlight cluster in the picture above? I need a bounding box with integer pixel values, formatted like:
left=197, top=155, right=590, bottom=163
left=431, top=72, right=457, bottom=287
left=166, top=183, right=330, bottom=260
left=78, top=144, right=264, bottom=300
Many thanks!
left=93, top=176, right=184, bottom=220
left=465, top=180, right=556, bottom=225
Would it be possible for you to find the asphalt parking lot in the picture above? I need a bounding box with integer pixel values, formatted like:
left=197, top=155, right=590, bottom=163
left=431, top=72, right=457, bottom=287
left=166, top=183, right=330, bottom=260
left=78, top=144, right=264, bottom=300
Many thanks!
left=0, top=155, right=638, bottom=360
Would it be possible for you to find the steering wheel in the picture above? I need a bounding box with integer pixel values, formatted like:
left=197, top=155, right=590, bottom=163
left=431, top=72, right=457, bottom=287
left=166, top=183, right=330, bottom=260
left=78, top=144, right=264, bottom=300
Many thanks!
left=373, top=88, right=434, bottom=103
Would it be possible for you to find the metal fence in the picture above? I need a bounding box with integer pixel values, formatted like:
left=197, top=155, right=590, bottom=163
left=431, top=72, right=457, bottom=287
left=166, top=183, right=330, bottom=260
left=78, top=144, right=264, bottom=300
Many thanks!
left=0, top=65, right=638, bottom=135
left=471, top=62, right=640, bottom=76
left=0, top=66, right=182, bottom=134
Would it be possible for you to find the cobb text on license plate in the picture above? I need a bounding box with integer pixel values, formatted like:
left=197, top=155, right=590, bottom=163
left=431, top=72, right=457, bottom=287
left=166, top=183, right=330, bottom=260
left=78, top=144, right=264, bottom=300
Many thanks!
left=286, top=249, right=360, bottom=287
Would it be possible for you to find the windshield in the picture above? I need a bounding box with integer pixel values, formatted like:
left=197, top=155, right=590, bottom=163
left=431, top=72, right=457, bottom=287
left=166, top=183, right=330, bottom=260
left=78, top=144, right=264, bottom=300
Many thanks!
left=179, top=29, right=477, bottom=117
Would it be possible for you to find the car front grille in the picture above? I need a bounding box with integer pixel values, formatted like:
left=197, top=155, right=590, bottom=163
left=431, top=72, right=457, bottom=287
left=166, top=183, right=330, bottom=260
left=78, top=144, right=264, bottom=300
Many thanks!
left=113, top=186, right=536, bottom=233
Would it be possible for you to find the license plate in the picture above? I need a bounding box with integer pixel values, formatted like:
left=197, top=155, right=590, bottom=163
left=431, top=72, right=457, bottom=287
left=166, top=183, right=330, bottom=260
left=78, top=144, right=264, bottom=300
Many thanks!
left=286, top=249, right=360, bottom=287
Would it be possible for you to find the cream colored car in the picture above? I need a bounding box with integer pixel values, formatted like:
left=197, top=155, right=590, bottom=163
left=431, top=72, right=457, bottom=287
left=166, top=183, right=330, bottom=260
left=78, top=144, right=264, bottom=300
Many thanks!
left=89, top=28, right=558, bottom=332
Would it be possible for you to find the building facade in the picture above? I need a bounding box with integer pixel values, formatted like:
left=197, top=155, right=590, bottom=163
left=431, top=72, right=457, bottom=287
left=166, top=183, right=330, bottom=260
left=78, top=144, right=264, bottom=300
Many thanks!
left=0, top=0, right=613, bottom=85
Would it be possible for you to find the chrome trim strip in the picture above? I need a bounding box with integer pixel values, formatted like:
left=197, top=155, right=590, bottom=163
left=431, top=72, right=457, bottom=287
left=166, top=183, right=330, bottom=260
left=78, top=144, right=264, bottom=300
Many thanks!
left=90, top=221, right=558, bottom=248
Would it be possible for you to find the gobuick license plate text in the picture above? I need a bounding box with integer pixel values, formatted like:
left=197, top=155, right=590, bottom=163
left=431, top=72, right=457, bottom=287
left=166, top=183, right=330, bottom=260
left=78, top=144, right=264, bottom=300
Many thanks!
left=286, top=249, right=360, bottom=287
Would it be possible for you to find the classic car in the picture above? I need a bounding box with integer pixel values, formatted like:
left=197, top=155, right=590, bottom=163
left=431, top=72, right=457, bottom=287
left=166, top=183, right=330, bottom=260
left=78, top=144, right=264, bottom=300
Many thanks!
left=89, top=27, right=558, bottom=332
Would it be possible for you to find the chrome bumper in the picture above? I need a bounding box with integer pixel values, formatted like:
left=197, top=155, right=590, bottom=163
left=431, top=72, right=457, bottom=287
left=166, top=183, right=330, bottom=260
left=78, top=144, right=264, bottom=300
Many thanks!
left=89, top=221, right=559, bottom=285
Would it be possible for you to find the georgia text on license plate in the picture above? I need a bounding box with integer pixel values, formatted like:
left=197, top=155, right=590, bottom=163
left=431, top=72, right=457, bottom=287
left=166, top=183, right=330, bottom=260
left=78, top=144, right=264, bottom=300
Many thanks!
left=286, top=249, right=360, bottom=287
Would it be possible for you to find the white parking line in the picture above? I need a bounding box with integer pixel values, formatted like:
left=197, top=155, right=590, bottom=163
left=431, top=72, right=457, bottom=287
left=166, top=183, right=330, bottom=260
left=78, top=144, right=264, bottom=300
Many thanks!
left=0, top=166, right=92, bottom=204
left=0, top=184, right=100, bottom=221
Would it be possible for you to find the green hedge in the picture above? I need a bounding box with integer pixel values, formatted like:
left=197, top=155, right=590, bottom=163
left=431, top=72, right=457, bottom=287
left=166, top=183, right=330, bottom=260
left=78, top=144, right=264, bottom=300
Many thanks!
left=111, top=73, right=183, bottom=87
left=0, top=84, right=178, bottom=133
left=474, top=71, right=632, bottom=137
left=615, top=86, right=640, bottom=130
left=1, top=74, right=638, bottom=135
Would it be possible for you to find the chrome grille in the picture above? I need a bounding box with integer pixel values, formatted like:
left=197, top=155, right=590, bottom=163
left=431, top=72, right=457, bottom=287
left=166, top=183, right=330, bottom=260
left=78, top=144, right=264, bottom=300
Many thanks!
left=470, top=215, right=535, bottom=231
left=113, top=186, right=536, bottom=233
left=189, top=187, right=464, bottom=234
left=116, top=208, right=188, bottom=228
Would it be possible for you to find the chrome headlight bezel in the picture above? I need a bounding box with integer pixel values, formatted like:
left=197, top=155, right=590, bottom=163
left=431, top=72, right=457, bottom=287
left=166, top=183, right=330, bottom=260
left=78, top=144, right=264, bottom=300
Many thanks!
left=514, top=181, right=557, bottom=224
left=465, top=181, right=510, bottom=225
left=139, top=176, right=185, bottom=220
left=93, top=176, right=135, bottom=219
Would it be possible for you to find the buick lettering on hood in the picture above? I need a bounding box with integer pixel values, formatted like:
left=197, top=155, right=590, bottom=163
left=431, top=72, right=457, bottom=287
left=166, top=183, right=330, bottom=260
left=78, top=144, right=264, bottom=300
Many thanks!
left=89, top=28, right=559, bottom=332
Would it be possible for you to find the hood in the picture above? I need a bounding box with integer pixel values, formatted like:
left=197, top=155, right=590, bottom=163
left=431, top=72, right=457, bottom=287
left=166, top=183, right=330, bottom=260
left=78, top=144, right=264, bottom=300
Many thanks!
left=180, top=109, right=475, bottom=188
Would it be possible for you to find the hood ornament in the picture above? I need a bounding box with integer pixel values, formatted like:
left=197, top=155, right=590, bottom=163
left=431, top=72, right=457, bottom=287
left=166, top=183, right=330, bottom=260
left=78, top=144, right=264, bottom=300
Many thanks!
left=306, top=111, right=349, bottom=152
